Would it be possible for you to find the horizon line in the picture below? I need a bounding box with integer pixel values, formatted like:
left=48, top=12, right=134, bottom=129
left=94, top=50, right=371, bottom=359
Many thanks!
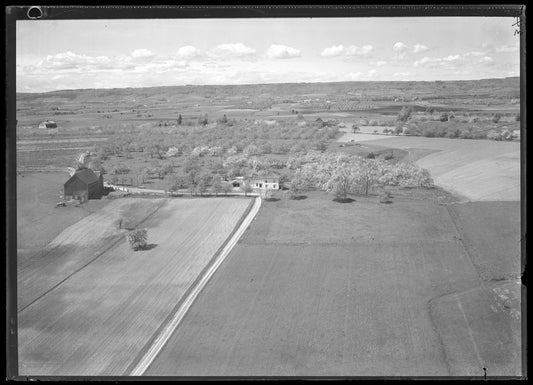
left=16, top=76, right=520, bottom=95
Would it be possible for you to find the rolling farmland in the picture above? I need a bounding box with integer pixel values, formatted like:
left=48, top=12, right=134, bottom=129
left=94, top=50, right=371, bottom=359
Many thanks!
left=18, top=197, right=253, bottom=376
left=145, top=189, right=522, bottom=376
left=337, top=135, right=521, bottom=201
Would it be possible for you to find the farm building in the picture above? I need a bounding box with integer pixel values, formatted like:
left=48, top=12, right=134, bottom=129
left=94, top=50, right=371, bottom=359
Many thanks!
left=63, top=168, right=104, bottom=202
left=229, top=175, right=280, bottom=190
left=38, top=120, right=58, bottom=129
left=249, top=174, right=280, bottom=190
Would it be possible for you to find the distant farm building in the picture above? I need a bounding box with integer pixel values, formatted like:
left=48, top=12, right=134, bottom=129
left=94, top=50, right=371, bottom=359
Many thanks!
left=229, top=175, right=280, bottom=190
left=63, top=168, right=104, bottom=202
left=250, top=175, right=279, bottom=190
left=38, top=120, right=57, bottom=129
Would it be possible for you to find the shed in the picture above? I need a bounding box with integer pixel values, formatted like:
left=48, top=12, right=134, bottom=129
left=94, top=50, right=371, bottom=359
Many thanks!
left=64, top=168, right=104, bottom=201
left=38, top=120, right=58, bottom=129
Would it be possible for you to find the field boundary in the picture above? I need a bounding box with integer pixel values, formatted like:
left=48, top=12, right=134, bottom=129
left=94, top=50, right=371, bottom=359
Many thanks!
left=126, top=196, right=261, bottom=376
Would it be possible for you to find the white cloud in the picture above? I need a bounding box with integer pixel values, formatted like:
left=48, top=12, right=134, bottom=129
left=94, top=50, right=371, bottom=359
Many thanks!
left=495, top=44, right=519, bottom=53
left=321, top=44, right=373, bottom=58
left=376, top=60, right=387, bottom=66
left=321, top=45, right=345, bottom=57
left=413, top=44, right=429, bottom=53
left=413, top=56, right=443, bottom=68
left=393, top=72, right=411, bottom=77
left=347, top=72, right=364, bottom=81
left=463, top=51, right=485, bottom=57
left=393, top=42, right=408, bottom=52
left=345, top=45, right=373, bottom=56
left=480, top=56, right=494, bottom=64
left=212, top=43, right=257, bottom=57
left=368, top=69, right=378, bottom=77
left=266, top=44, right=301, bottom=59
left=131, top=49, right=155, bottom=59
left=176, top=45, right=203, bottom=59
left=443, top=54, right=461, bottom=62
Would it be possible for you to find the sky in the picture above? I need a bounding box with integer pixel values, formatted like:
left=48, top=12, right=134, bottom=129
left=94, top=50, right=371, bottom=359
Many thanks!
left=16, top=17, right=521, bottom=92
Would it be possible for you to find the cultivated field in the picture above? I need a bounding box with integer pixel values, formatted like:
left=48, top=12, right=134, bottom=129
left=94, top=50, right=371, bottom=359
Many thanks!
left=337, top=135, right=521, bottom=201
left=18, top=197, right=253, bottom=376
left=17, top=172, right=110, bottom=253
left=18, top=197, right=166, bottom=311
left=145, top=189, right=522, bottom=376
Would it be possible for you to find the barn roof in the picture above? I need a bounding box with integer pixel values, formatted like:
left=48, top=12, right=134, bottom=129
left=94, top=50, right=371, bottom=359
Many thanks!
left=69, top=168, right=99, bottom=184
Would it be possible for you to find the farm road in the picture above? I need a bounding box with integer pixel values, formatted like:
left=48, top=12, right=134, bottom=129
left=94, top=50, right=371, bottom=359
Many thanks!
left=129, top=196, right=262, bottom=375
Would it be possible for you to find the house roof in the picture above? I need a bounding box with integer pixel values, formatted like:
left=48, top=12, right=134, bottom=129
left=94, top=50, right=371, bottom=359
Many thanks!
left=69, top=168, right=100, bottom=185
left=250, top=172, right=279, bottom=180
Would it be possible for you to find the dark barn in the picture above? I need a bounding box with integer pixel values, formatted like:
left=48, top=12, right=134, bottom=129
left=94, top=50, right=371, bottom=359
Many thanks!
left=63, top=169, right=104, bottom=201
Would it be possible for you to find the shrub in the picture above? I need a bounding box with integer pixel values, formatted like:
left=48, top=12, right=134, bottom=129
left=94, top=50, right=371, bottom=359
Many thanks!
left=492, top=113, right=502, bottom=123
left=126, top=229, right=148, bottom=251
left=439, top=113, right=449, bottom=122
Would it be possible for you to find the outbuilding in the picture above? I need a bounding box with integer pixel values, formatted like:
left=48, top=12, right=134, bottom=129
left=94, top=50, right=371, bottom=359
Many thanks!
left=38, top=120, right=58, bottom=129
left=63, top=168, right=104, bottom=202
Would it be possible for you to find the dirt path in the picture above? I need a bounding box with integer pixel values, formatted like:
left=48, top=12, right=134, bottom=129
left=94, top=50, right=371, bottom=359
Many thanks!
left=130, top=196, right=262, bottom=375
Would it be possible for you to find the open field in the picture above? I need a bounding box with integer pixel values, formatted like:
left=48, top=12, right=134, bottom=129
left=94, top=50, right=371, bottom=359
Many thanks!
left=18, top=197, right=253, bottom=376
left=18, top=196, right=166, bottom=310
left=337, top=135, right=521, bottom=201
left=145, top=189, right=522, bottom=376
left=430, top=280, right=522, bottom=376
left=17, top=172, right=110, bottom=252
left=445, top=201, right=522, bottom=281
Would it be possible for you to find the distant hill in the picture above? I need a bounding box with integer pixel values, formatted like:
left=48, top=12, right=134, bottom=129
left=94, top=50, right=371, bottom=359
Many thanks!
left=17, top=77, right=520, bottom=103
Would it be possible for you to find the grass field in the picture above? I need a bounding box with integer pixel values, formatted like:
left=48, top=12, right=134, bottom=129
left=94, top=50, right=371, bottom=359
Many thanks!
left=18, top=197, right=166, bottom=311
left=18, top=197, right=253, bottom=376
left=145, top=188, right=521, bottom=376
left=16, top=172, right=110, bottom=252
left=338, top=135, right=521, bottom=201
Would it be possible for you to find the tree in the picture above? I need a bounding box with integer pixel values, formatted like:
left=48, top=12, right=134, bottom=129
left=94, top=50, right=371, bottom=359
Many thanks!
left=212, top=178, right=223, bottom=196
left=325, top=165, right=353, bottom=200
left=397, top=106, right=413, bottom=123
left=177, top=114, right=182, bottom=125
left=198, top=113, right=208, bottom=126
left=394, top=122, right=403, bottom=135
left=289, top=170, right=310, bottom=198
left=241, top=181, right=253, bottom=197
left=126, top=229, right=148, bottom=251
left=222, top=181, right=233, bottom=195
left=197, top=173, right=212, bottom=195
left=218, top=114, right=228, bottom=124
left=352, top=124, right=359, bottom=134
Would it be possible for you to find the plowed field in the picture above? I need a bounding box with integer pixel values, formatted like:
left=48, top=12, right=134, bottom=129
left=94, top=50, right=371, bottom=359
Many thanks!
left=18, top=197, right=253, bottom=376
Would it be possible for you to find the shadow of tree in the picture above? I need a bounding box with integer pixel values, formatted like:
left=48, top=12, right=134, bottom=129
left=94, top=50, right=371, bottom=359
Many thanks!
left=265, top=198, right=281, bottom=202
left=291, top=195, right=308, bottom=200
left=333, top=197, right=355, bottom=203
left=138, top=243, right=158, bottom=251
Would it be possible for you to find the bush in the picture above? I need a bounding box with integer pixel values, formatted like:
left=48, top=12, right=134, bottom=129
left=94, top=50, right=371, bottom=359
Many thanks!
left=126, top=229, right=148, bottom=251
left=439, top=113, right=449, bottom=122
